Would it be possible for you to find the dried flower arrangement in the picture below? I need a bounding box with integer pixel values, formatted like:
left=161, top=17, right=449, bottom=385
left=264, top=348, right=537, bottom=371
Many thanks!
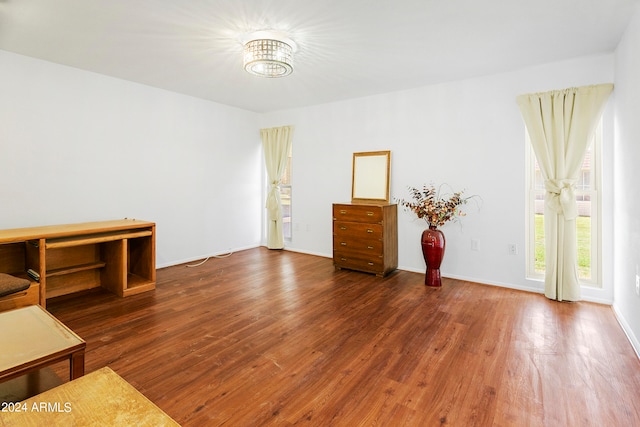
left=397, top=184, right=477, bottom=228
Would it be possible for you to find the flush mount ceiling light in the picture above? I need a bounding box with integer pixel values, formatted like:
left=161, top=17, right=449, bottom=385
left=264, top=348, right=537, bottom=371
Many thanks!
left=243, top=31, right=296, bottom=78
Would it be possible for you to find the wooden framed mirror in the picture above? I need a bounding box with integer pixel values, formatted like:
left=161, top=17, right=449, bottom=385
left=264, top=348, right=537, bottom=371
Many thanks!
left=351, top=150, right=391, bottom=203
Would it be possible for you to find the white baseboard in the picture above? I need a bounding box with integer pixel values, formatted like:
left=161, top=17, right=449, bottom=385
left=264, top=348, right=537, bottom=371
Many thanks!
left=282, top=246, right=332, bottom=259
left=156, top=245, right=259, bottom=269
left=612, top=303, right=640, bottom=359
left=442, top=272, right=544, bottom=294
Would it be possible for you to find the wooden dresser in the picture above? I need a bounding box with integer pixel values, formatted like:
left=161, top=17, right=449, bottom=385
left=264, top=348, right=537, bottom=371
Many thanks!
left=332, top=203, right=398, bottom=277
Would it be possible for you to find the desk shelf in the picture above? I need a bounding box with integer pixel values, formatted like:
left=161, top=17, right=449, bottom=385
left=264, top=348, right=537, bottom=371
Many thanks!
left=47, top=262, right=107, bottom=277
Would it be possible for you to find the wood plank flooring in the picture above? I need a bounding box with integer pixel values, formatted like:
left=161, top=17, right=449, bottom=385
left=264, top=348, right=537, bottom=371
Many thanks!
left=44, top=247, right=640, bottom=426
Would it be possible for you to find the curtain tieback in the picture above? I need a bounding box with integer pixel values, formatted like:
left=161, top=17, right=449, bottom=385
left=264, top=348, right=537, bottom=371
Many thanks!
left=266, top=181, right=281, bottom=218
left=545, top=179, right=577, bottom=220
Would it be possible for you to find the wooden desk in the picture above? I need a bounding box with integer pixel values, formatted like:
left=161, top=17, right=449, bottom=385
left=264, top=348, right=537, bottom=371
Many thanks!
left=0, top=306, right=85, bottom=384
left=0, top=219, right=156, bottom=308
left=0, top=367, right=180, bottom=426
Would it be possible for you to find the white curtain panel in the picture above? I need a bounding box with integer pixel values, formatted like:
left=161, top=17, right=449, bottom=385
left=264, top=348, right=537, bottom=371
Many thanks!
left=261, top=125, right=293, bottom=249
left=516, top=84, right=613, bottom=301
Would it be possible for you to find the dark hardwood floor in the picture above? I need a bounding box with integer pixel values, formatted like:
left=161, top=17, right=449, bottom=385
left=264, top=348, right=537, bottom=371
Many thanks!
left=43, top=247, right=640, bottom=426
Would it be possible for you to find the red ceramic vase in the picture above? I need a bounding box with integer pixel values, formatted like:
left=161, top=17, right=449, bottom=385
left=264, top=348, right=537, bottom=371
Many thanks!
left=421, top=226, right=446, bottom=287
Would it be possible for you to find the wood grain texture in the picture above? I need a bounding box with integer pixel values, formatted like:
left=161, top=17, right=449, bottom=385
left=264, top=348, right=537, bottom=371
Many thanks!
left=0, top=220, right=156, bottom=307
left=0, top=367, right=179, bottom=426
left=41, top=247, right=640, bottom=426
left=333, top=203, right=397, bottom=277
left=0, top=219, right=155, bottom=244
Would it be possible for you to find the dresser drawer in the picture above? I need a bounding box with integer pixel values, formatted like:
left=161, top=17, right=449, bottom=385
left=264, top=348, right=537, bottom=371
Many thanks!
left=333, top=237, right=383, bottom=256
left=333, top=252, right=384, bottom=273
left=333, top=204, right=383, bottom=223
left=333, top=222, right=382, bottom=240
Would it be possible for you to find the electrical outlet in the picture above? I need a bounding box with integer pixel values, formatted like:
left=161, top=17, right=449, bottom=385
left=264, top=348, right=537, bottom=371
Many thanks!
left=636, top=274, right=639, bottom=296
left=508, top=244, right=518, bottom=255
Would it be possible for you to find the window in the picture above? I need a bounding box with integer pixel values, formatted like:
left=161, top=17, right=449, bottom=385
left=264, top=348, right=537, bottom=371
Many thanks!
left=526, top=122, right=602, bottom=286
left=280, top=144, right=292, bottom=241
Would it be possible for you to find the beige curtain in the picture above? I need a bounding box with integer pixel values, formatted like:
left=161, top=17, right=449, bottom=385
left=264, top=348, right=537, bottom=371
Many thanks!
left=516, top=84, right=612, bottom=301
left=261, top=125, right=294, bottom=249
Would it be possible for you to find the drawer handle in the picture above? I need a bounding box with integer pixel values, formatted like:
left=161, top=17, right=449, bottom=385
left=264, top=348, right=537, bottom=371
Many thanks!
left=368, top=262, right=374, bottom=266
left=340, top=242, right=347, bottom=246
left=367, top=229, right=374, bottom=233
left=367, top=245, right=374, bottom=249
left=366, top=212, right=374, bottom=216
left=339, top=210, right=347, bottom=214
left=341, top=258, right=347, bottom=261
left=340, top=226, right=347, bottom=230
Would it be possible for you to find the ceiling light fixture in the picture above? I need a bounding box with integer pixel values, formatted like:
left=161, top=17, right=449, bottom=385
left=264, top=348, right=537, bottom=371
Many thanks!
left=243, top=31, right=296, bottom=78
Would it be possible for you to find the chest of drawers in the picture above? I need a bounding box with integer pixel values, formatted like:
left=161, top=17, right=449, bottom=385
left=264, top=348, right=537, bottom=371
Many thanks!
left=332, top=203, right=398, bottom=277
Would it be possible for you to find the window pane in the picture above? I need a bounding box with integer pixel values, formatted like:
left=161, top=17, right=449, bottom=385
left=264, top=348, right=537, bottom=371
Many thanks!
left=280, top=186, right=291, bottom=240
left=578, top=147, right=592, bottom=191
left=534, top=208, right=545, bottom=274
left=280, top=144, right=292, bottom=241
left=534, top=167, right=544, bottom=190
left=576, top=145, right=592, bottom=280
left=281, top=152, right=292, bottom=185
left=533, top=158, right=545, bottom=275
left=577, top=196, right=591, bottom=280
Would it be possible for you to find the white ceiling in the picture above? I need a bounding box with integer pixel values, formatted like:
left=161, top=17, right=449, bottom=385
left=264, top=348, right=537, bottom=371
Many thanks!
left=0, top=0, right=637, bottom=113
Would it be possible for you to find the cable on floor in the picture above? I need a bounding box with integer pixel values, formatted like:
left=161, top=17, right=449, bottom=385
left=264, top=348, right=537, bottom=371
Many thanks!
left=185, top=251, right=233, bottom=268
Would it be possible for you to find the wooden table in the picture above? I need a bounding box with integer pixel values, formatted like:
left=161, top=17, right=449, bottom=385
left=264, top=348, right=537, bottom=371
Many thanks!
left=0, top=305, right=85, bottom=383
left=0, top=367, right=180, bottom=426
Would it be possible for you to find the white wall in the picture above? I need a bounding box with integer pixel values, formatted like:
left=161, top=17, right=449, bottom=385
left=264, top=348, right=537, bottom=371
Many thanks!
left=261, top=53, right=615, bottom=302
left=0, top=46, right=623, bottom=307
left=613, top=5, right=640, bottom=354
left=0, top=50, right=263, bottom=268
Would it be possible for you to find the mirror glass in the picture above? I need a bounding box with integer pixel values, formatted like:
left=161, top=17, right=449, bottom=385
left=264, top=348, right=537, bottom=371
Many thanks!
left=351, top=151, right=391, bottom=203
